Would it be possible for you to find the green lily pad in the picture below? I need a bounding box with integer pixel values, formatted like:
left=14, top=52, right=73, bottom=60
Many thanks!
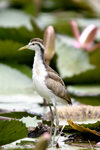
left=0, top=27, right=35, bottom=44
left=0, top=40, right=34, bottom=65
left=16, top=140, right=35, bottom=146
left=54, top=35, right=100, bottom=84
left=67, top=85, right=100, bottom=105
left=72, top=95, right=100, bottom=106
left=0, top=9, right=43, bottom=44
left=21, top=116, right=42, bottom=127
left=10, top=1, right=36, bottom=16
left=55, top=36, right=95, bottom=79
left=0, top=63, right=34, bottom=94
left=89, top=49, right=100, bottom=67
left=6, top=63, right=32, bottom=79
left=67, top=85, right=100, bottom=96
left=0, top=111, right=35, bottom=119
left=0, top=119, right=28, bottom=146
left=87, top=0, right=100, bottom=15
left=64, top=66, right=100, bottom=84
left=42, top=0, right=96, bottom=17
left=0, top=9, right=32, bottom=30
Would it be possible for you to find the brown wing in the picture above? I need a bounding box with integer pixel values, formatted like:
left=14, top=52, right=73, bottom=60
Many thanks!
left=45, top=70, right=72, bottom=105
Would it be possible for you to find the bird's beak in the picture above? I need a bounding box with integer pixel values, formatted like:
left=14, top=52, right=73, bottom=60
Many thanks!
left=18, top=45, right=29, bottom=51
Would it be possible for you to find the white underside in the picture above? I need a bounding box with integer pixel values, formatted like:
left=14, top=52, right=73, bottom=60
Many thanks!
left=33, top=69, right=67, bottom=106
left=32, top=49, right=67, bottom=106
left=33, top=66, right=68, bottom=106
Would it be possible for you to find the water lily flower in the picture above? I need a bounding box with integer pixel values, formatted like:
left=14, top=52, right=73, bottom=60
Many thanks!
left=43, top=25, right=55, bottom=65
left=71, top=20, right=100, bottom=52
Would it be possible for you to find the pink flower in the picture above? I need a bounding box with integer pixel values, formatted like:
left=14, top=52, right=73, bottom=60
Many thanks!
left=71, top=20, right=100, bottom=52
left=43, top=26, right=55, bottom=65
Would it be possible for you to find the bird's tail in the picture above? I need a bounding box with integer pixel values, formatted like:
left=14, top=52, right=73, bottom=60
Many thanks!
left=67, top=92, right=72, bottom=105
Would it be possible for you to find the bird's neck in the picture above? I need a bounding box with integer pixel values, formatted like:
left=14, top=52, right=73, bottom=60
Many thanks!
left=33, top=48, right=47, bottom=76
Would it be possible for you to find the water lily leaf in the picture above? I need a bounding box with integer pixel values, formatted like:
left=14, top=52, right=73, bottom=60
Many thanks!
left=68, top=119, right=100, bottom=136
left=55, top=35, right=100, bottom=84
left=42, top=0, right=96, bottom=17
left=0, top=20, right=43, bottom=45
left=0, top=9, right=43, bottom=43
left=67, top=85, right=100, bottom=96
left=67, top=84, right=100, bottom=106
left=16, top=140, right=35, bottom=146
left=10, top=1, right=36, bottom=16
left=0, top=27, right=35, bottom=44
left=0, top=119, right=28, bottom=146
left=35, top=13, right=56, bottom=30
left=21, top=116, right=42, bottom=127
left=86, top=0, right=100, bottom=15
left=0, top=111, right=35, bottom=119
left=0, top=9, right=32, bottom=30
left=89, top=49, right=100, bottom=66
left=0, top=40, right=34, bottom=65
left=55, top=36, right=95, bottom=79
left=6, top=62, right=32, bottom=79
left=64, top=66, right=100, bottom=84
left=30, top=19, right=43, bottom=38
left=0, top=63, right=34, bottom=94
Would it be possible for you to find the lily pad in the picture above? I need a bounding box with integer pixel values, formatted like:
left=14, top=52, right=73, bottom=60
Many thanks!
left=73, top=96, right=100, bottom=106
left=89, top=49, right=100, bottom=67
left=0, top=119, right=28, bottom=146
left=21, top=116, right=42, bottom=127
left=67, top=85, right=100, bottom=96
left=55, top=36, right=95, bottom=79
left=35, top=13, right=56, bottom=30
left=42, top=0, right=96, bottom=17
left=64, top=66, right=100, bottom=84
left=0, top=111, right=36, bottom=119
left=54, top=35, right=100, bottom=84
left=0, top=40, right=34, bottom=65
left=6, top=63, right=32, bottom=79
left=0, top=63, right=34, bottom=94
left=67, top=84, right=100, bottom=106
left=0, top=9, right=32, bottom=30
left=0, top=27, right=35, bottom=44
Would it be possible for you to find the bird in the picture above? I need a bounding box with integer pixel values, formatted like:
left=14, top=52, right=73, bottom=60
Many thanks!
left=19, top=38, right=72, bottom=146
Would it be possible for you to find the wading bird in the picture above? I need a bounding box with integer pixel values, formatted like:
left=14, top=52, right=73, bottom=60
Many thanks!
left=19, top=38, right=72, bottom=146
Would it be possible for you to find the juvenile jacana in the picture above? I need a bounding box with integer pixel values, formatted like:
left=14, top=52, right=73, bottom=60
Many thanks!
left=19, top=38, right=72, bottom=146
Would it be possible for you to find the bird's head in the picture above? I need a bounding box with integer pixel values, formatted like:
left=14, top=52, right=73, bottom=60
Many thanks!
left=19, top=38, right=44, bottom=52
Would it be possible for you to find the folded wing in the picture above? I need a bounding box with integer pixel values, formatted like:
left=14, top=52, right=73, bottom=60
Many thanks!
left=45, top=71, right=72, bottom=105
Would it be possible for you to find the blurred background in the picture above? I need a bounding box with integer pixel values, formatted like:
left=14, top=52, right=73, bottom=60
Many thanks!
left=0, top=0, right=100, bottom=112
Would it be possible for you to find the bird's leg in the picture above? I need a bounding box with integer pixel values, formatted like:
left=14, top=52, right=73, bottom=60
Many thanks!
left=52, top=105, right=59, bottom=146
left=48, top=103, right=54, bottom=143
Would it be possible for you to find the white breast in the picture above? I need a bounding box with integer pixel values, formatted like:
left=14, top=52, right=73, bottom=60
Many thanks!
left=32, top=49, right=66, bottom=106
left=32, top=50, right=52, bottom=103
